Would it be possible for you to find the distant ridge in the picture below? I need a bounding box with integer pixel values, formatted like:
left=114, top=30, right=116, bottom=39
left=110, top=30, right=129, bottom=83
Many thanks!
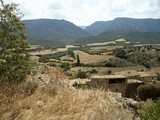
left=85, top=18, right=160, bottom=35
left=23, top=19, right=90, bottom=48
left=23, top=18, right=160, bottom=48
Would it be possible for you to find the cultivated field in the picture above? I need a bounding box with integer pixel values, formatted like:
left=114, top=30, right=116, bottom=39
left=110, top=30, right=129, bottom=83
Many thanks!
left=60, top=55, right=74, bottom=61
left=71, top=66, right=147, bottom=74
left=29, top=50, right=56, bottom=55
left=28, top=45, right=42, bottom=50
left=29, top=45, right=79, bottom=55
left=90, top=45, right=123, bottom=51
left=86, top=41, right=116, bottom=46
left=73, top=50, right=113, bottom=64
left=57, top=45, right=79, bottom=52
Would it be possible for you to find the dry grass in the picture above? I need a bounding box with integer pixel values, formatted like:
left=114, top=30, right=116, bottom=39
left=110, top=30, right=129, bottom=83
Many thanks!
left=86, top=41, right=116, bottom=46
left=74, top=50, right=113, bottom=64
left=71, top=66, right=146, bottom=74
left=0, top=81, right=134, bottom=120
left=60, top=55, right=74, bottom=61
left=29, top=50, right=56, bottom=56
left=90, top=46, right=123, bottom=51
left=151, top=67, right=160, bottom=74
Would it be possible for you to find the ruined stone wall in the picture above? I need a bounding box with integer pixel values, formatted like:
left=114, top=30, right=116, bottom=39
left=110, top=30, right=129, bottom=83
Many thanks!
left=140, top=76, right=158, bottom=83
left=88, top=78, right=127, bottom=96
left=88, top=78, right=145, bottom=99
left=107, top=84, right=127, bottom=97
left=89, top=78, right=109, bottom=88
left=125, top=83, right=144, bottom=100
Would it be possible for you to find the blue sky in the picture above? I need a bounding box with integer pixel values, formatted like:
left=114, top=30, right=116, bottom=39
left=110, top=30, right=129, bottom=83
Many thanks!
left=3, top=0, right=160, bottom=26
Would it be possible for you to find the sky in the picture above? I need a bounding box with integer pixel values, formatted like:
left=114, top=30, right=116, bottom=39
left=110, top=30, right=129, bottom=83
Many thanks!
left=3, top=0, right=160, bottom=26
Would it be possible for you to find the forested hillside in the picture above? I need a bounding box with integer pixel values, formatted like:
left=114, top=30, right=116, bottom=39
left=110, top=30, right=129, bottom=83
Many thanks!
left=74, top=31, right=160, bottom=45
left=24, top=19, right=90, bottom=48
left=85, top=18, right=160, bottom=35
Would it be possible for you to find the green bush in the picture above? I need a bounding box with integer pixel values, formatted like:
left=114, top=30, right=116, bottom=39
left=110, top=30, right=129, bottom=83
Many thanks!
left=61, top=62, right=70, bottom=71
left=39, top=57, right=49, bottom=63
left=158, top=74, right=160, bottom=81
left=127, top=52, right=151, bottom=68
left=113, top=48, right=127, bottom=59
left=105, top=58, right=133, bottom=67
left=137, top=84, right=160, bottom=101
left=76, top=70, right=87, bottom=78
left=140, top=99, right=160, bottom=120
left=90, top=69, right=98, bottom=74
left=107, top=70, right=112, bottom=74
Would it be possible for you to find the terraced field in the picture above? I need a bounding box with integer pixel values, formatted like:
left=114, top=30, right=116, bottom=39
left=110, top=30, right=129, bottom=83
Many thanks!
left=73, top=50, right=113, bottom=64
left=90, top=45, right=123, bottom=51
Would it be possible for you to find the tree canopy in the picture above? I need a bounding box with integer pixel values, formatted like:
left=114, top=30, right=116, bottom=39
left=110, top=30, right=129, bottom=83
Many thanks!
left=0, top=0, right=31, bottom=82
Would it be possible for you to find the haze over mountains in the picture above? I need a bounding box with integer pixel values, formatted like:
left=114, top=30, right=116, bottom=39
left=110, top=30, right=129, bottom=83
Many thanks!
left=24, top=18, right=160, bottom=48
left=24, top=19, right=90, bottom=48
left=86, top=17, right=160, bottom=35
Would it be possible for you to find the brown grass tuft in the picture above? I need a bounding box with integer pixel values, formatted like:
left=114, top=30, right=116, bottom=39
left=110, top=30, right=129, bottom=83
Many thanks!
left=0, top=81, right=133, bottom=120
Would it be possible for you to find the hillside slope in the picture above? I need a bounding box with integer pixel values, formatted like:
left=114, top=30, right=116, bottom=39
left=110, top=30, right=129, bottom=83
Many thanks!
left=74, top=31, right=160, bottom=45
left=86, top=18, right=160, bottom=35
left=24, top=19, right=90, bottom=48
left=0, top=81, right=134, bottom=120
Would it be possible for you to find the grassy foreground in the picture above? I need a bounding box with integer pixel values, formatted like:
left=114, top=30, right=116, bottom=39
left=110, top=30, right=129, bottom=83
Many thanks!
left=0, top=81, right=133, bottom=120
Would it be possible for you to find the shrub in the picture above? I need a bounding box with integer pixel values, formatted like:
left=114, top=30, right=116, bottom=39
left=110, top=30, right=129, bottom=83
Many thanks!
left=158, top=74, right=160, bottom=81
left=107, top=70, right=112, bottom=74
left=61, top=62, right=70, bottom=71
left=76, top=70, right=87, bottom=78
left=105, top=58, right=132, bottom=67
left=39, top=57, right=49, bottom=63
left=113, top=48, right=127, bottom=59
left=158, top=55, right=160, bottom=62
left=90, top=69, right=98, bottom=74
left=137, top=84, right=160, bottom=101
left=140, top=99, right=160, bottom=120
left=127, top=52, right=151, bottom=68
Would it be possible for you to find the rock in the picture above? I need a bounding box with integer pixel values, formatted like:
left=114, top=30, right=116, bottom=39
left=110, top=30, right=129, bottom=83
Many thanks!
left=36, top=100, right=44, bottom=107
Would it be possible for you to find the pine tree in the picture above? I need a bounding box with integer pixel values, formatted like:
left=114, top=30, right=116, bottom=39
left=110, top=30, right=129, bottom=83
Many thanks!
left=0, top=0, right=31, bottom=82
left=76, top=54, right=80, bottom=66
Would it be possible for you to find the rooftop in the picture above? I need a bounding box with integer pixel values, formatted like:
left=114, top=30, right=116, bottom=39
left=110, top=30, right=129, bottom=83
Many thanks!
left=114, top=70, right=139, bottom=77
left=138, top=72, right=158, bottom=77
left=91, top=75, right=126, bottom=79
left=127, top=79, right=143, bottom=83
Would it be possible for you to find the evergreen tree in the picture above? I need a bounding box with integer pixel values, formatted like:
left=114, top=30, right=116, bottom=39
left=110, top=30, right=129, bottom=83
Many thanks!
left=0, top=0, right=31, bottom=82
left=76, top=54, right=80, bottom=66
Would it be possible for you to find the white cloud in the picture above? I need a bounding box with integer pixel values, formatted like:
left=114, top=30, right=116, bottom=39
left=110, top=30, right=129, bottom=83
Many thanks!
left=3, top=0, right=160, bottom=26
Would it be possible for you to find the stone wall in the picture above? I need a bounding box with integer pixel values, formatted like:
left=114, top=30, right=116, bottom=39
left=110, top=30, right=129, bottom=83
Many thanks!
left=140, top=76, right=158, bottom=83
left=107, top=84, right=127, bottom=97
left=125, top=83, right=144, bottom=100
left=88, top=78, right=144, bottom=99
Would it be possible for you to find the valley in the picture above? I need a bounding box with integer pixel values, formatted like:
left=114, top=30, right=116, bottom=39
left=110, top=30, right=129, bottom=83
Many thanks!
left=29, top=41, right=160, bottom=79
left=1, top=0, right=160, bottom=119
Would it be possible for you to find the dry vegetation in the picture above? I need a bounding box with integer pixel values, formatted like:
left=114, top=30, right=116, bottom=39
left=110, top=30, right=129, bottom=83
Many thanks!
left=29, top=50, right=56, bottom=56
left=74, top=50, right=113, bottom=64
left=90, top=46, right=123, bottom=51
left=71, top=65, right=146, bottom=74
left=60, top=55, right=74, bottom=61
left=0, top=80, right=134, bottom=120
left=86, top=41, right=116, bottom=46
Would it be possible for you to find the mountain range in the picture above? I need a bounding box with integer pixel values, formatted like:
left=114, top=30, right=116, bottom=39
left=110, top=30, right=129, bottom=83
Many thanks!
left=24, top=19, right=90, bottom=48
left=24, top=18, right=160, bottom=48
left=86, top=17, right=160, bottom=35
